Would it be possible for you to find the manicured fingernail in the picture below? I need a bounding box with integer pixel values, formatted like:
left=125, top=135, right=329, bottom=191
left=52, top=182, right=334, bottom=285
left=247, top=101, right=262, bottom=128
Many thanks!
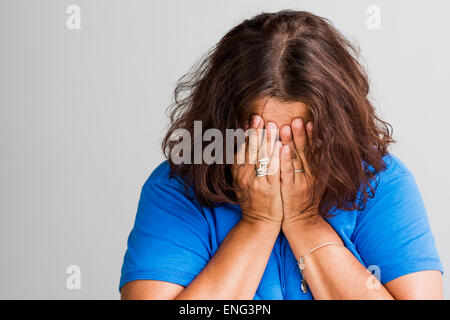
left=292, top=118, right=303, bottom=128
left=306, top=121, right=313, bottom=131
left=251, top=115, right=262, bottom=127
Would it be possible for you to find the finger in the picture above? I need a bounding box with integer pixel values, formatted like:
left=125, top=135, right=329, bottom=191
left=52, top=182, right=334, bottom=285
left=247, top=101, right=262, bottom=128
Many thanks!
left=264, top=122, right=278, bottom=160
left=233, top=119, right=249, bottom=179
left=235, top=121, right=248, bottom=165
left=232, top=154, right=244, bottom=179
left=256, top=126, right=267, bottom=163
left=243, top=120, right=249, bottom=131
left=258, top=128, right=268, bottom=162
left=279, top=125, right=303, bottom=172
left=280, top=144, right=294, bottom=185
left=291, top=118, right=311, bottom=176
left=231, top=162, right=245, bottom=187
left=267, top=140, right=282, bottom=185
left=246, top=115, right=263, bottom=165
left=280, top=125, right=304, bottom=185
left=234, top=137, right=253, bottom=182
left=306, top=121, right=313, bottom=147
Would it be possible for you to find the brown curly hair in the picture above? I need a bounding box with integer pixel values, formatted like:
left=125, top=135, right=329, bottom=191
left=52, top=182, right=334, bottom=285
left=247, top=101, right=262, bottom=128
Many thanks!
left=162, top=10, right=395, bottom=217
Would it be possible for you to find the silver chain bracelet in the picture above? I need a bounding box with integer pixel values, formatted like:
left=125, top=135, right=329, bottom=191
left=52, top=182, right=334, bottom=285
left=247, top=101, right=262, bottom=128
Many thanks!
left=297, top=242, right=344, bottom=293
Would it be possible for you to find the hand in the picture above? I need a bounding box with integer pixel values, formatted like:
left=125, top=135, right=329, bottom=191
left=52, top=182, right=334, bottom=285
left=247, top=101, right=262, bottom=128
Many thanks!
left=279, top=118, right=319, bottom=227
left=232, top=115, right=283, bottom=228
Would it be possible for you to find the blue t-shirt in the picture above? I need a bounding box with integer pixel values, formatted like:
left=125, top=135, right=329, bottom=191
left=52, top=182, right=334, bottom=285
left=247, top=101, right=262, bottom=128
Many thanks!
left=119, top=153, right=443, bottom=299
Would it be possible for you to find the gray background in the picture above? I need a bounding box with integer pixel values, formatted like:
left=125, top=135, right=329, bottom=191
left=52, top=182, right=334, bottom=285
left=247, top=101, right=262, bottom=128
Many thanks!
left=0, top=0, right=449, bottom=299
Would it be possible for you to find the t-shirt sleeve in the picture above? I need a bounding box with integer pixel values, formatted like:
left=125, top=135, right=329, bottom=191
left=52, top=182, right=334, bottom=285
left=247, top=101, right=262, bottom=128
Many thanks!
left=352, top=167, right=443, bottom=285
left=119, top=175, right=212, bottom=292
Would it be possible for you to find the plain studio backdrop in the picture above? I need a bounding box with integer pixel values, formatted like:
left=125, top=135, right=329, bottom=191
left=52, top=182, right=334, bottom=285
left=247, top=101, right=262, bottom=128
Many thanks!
left=0, top=0, right=449, bottom=299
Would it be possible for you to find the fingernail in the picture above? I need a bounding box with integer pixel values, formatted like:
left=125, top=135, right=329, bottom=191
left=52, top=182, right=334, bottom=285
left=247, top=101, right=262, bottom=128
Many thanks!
left=283, top=145, right=290, bottom=153
left=266, top=122, right=276, bottom=131
left=251, top=115, right=262, bottom=127
left=281, top=125, right=291, bottom=133
left=292, top=118, right=303, bottom=128
left=306, top=121, right=313, bottom=131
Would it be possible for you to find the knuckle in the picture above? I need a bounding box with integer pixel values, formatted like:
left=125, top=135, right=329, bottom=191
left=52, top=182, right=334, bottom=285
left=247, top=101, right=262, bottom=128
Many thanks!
left=281, top=166, right=293, bottom=174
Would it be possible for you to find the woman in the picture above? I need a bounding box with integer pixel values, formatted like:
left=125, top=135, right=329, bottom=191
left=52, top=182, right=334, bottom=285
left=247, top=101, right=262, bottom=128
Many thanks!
left=119, top=10, right=443, bottom=299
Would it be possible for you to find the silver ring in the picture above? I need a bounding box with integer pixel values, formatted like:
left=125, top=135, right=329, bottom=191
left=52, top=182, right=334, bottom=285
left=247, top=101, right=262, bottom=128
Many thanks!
left=294, top=168, right=305, bottom=173
left=255, top=158, right=269, bottom=177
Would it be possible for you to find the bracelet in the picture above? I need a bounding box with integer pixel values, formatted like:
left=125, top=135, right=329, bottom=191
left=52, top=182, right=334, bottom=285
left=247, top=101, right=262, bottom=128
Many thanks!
left=297, top=241, right=343, bottom=293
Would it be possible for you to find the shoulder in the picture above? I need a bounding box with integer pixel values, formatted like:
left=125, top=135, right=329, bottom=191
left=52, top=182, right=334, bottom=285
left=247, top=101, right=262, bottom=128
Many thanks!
left=377, top=152, right=413, bottom=184
left=144, top=160, right=180, bottom=186
left=363, top=152, right=417, bottom=205
left=142, top=161, right=193, bottom=197
left=137, top=160, right=205, bottom=221
left=120, top=162, right=212, bottom=291
left=352, top=153, right=443, bottom=283
left=356, top=151, right=429, bottom=232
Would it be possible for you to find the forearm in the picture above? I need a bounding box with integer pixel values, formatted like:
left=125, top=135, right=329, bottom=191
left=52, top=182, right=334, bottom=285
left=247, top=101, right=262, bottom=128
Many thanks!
left=175, top=219, right=280, bottom=300
left=282, top=216, right=394, bottom=300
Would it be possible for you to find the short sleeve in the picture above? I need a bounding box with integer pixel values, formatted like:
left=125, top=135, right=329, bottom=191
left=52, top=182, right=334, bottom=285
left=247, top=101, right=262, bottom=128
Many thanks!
left=119, top=170, right=212, bottom=292
left=352, top=164, right=443, bottom=285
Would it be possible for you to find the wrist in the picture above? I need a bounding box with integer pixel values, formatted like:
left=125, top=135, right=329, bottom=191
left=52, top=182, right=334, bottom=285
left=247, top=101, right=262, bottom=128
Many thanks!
left=240, top=214, right=281, bottom=233
left=282, top=214, right=343, bottom=256
left=282, top=209, right=321, bottom=230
